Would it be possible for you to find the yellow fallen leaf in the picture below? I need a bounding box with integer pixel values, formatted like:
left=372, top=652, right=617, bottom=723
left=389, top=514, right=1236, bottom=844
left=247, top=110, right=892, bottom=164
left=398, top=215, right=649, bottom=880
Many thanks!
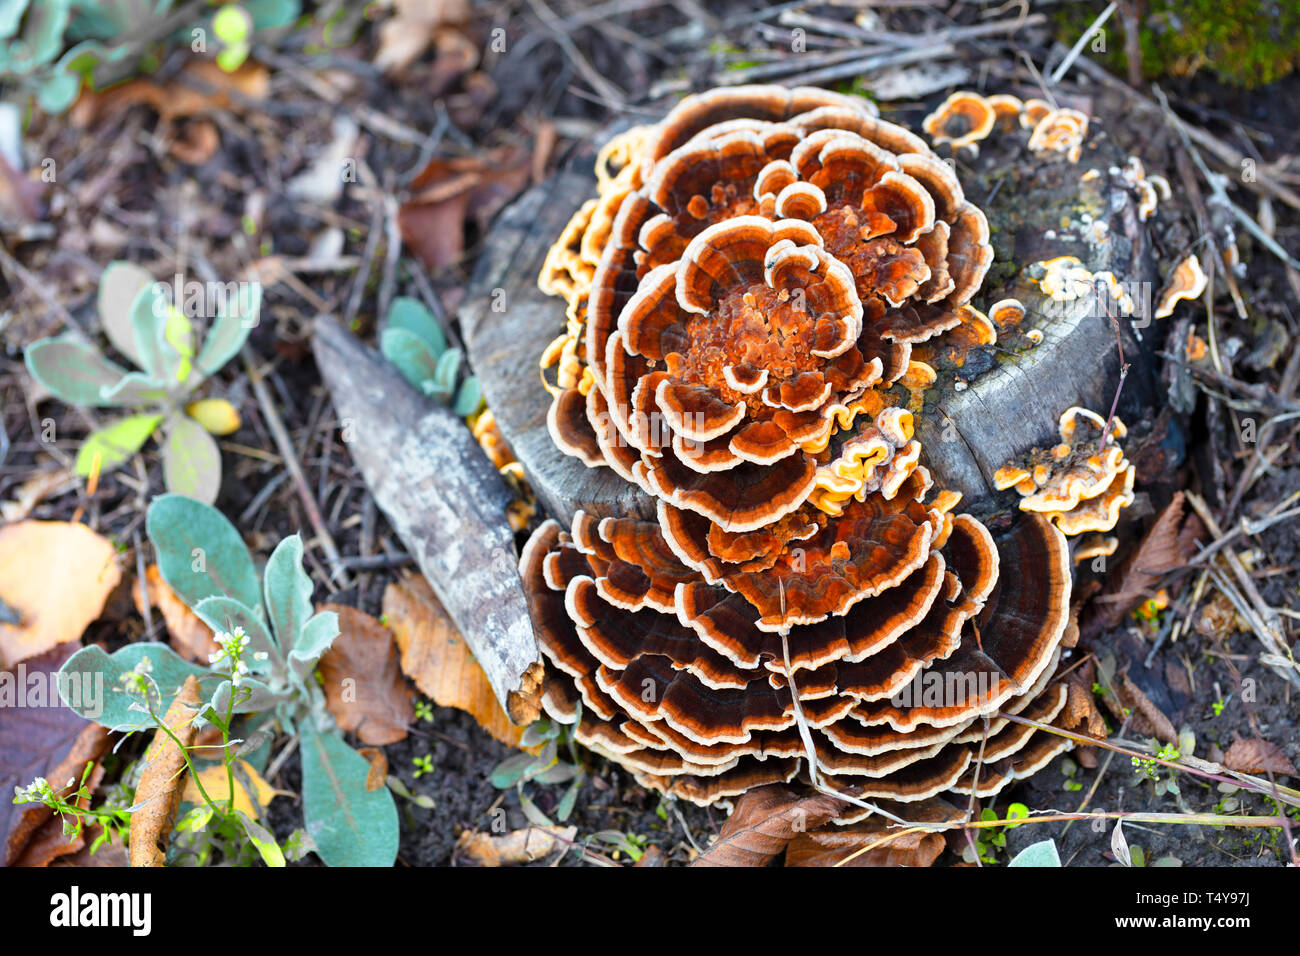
left=185, top=398, right=242, bottom=436
left=0, top=521, right=122, bottom=668
left=383, top=573, right=523, bottom=747
left=183, top=759, right=289, bottom=819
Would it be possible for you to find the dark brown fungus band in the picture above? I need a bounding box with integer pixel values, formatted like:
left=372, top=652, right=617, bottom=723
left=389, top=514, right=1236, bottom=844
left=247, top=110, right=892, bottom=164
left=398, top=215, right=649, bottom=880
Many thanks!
left=524, top=85, right=1101, bottom=820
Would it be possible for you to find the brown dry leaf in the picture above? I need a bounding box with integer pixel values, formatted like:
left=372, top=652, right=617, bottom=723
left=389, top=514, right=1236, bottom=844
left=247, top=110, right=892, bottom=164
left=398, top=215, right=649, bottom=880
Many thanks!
left=0, top=466, right=76, bottom=523
left=692, top=784, right=847, bottom=867
left=1061, top=677, right=1108, bottom=740
left=318, top=604, right=414, bottom=746
left=0, top=521, right=122, bottom=668
left=1223, top=737, right=1297, bottom=776
left=0, top=153, right=45, bottom=229
left=383, top=573, right=523, bottom=747
left=129, top=675, right=201, bottom=867
left=182, top=760, right=289, bottom=818
left=357, top=747, right=389, bottom=792
left=398, top=147, right=531, bottom=272
left=167, top=119, right=221, bottom=165
left=134, top=564, right=219, bottom=664
left=374, top=0, right=472, bottom=75
left=455, top=825, right=576, bottom=866
left=1091, top=492, right=1204, bottom=629
left=1116, top=673, right=1177, bottom=744
left=3, top=644, right=115, bottom=867
left=72, top=60, right=270, bottom=125
left=785, top=800, right=958, bottom=867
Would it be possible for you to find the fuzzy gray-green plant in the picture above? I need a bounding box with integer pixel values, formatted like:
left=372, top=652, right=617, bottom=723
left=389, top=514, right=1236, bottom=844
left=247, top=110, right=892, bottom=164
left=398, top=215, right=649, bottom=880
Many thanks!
left=25, top=262, right=259, bottom=504
left=380, top=296, right=484, bottom=416
left=55, top=494, right=398, bottom=867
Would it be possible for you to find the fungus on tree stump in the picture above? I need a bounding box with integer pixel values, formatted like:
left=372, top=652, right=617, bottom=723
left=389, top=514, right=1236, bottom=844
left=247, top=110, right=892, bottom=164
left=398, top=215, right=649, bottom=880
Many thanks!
left=511, top=86, right=1108, bottom=812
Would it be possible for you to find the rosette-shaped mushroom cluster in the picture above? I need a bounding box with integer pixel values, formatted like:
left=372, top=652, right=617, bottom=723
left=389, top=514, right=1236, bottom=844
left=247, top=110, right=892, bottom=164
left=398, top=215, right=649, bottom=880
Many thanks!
left=524, top=86, right=1089, bottom=814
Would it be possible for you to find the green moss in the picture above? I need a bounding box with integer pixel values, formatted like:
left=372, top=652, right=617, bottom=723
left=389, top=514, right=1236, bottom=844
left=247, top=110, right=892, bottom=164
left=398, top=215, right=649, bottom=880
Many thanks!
left=1055, top=0, right=1300, bottom=89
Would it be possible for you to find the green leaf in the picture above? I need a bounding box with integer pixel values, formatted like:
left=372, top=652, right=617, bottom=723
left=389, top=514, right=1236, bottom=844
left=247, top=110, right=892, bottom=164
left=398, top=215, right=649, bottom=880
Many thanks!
left=100, top=371, right=169, bottom=406
left=244, top=0, right=300, bottom=30
left=212, top=4, right=252, bottom=44
left=263, top=535, right=314, bottom=653
left=380, top=327, right=441, bottom=393
left=453, top=376, right=483, bottom=417
left=235, top=810, right=285, bottom=867
left=157, top=305, right=197, bottom=386
left=0, top=0, right=26, bottom=40
left=97, top=261, right=154, bottom=366
left=147, top=493, right=261, bottom=612
left=37, top=69, right=80, bottom=113
left=129, top=284, right=169, bottom=382
left=57, top=643, right=208, bottom=732
left=489, top=751, right=536, bottom=789
left=194, top=281, right=259, bottom=380
left=288, top=611, right=338, bottom=681
left=74, top=413, right=162, bottom=476
left=385, top=296, right=445, bottom=355
left=25, top=336, right=130, bottom=406
left=192, top=596, right=278, bottom=676
left=300, top=724, right=398, bottom=867
left=207, top=675, right=280, bottom=720
left=1008, top=838, right=1062, bottom=868
left=432, top=347, right=462, bottom=394
left=12, top=0, right=69, bottom=70
left=161, top=413, right=222, bottom=505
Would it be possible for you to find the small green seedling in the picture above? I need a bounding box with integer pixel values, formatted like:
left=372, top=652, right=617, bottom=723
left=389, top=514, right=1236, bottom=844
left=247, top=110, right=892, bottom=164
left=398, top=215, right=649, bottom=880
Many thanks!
left=380, top=296, right=483, bottom=416
left=490, top=715, right=586, bottom=826
left=25, top=263, right=259, bottom=503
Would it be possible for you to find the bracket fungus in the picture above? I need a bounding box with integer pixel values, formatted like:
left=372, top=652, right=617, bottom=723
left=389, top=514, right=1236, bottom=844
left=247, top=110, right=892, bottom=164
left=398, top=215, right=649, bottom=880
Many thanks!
left=1155, top=253, right=1208, bottom=319
left=522, top=85, right=1101, bottom=815
left=994, top=407, right=1136, bottom=537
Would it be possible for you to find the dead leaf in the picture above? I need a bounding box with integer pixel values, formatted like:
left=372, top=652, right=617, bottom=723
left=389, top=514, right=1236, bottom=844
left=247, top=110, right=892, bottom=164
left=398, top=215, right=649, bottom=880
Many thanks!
left=0, top=466, right=76, bottom=523
left=167, top=119, right=220, bottom=165
left=383, top=574, right=523, bottom=747
left=374, top=0, right=472, bottom=75
left=357, top=747, right=388, bottom=792
left=134, top=564, right=219, bottom=664
left=318, top=604, right=414, bottom=745
left=1116, top=673, right=1177, bottom=744
left=1223, top=737, right=1297, bottom=776
left=398, top=147, right=531, bottom=272
left=182, top=759, right=288, bottom=818
left=0, top=153, right=45, bottom=229
left=129, top=675, right=201, bottom=867
left=692, top=785, right=847, bottom=867
left=0, top=521, right=122, bottom=668
left=455, top=825, right=575, bottom=866
left=1090, top=492, right=1205, bottom=630
left=72, top=60, right=270, bottom=125
left=785, top=800, right=958, bottom=867
left=2, top=641, right=115, bottom=866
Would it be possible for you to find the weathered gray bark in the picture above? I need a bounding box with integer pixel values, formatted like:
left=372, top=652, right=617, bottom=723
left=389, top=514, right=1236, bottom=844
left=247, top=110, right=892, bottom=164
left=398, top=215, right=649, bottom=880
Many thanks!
left=313, top=315, right=542, bottom=723
left=462, top=128, right=1159, bottom=524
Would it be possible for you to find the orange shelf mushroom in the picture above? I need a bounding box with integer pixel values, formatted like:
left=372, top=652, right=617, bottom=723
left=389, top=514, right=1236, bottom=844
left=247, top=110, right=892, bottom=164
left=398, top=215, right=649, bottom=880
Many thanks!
left=524, top=85, right=1096, bottom=815
left=994, top=407, right=1136, bottom=537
